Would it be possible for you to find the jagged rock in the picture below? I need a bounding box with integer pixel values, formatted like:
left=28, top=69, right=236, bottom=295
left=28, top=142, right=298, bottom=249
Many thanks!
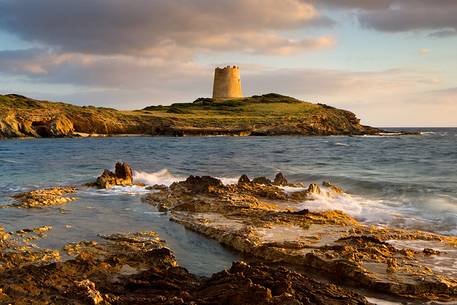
left=49, top=115, right=75, bottom=137
left=238, top=174, right=251, bottom=184
left=145, top=184, right=168, bottom=191
left=115, top=162, right=133, bottom=180
left=11, top=186, right=77, bottom=208
left=144, top=173, right=457, bottom=302
left=307, top=183, right=321, bottom=195
left=323, top=181, right=344, bottom=194
left=252, top=176, right=272, bottom=185
left=0, top=228, right=373, bottom=304
left=172, top=175, right=224, bottom=194
left=423, top=248, right=440, bottom=256
left=73, top=280, right=104, bottom=305
left=197, top=261, right=371, bottom=305
left=273, top=172, right=288, bottom=186
left=322, top=181, right=332, bottom=187
left=95, top=162, right=133, bottom=189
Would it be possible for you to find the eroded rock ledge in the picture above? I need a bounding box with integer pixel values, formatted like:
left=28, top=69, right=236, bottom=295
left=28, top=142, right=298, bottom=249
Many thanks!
left=9, top=186, right=77, bottom=208
left=0, top=227, right=371, bottom=304
left=3, top=166, right=456, bottom=303
left=144, top=174, right=457, bottom=302
left=0, top=93, right=386, bottom=138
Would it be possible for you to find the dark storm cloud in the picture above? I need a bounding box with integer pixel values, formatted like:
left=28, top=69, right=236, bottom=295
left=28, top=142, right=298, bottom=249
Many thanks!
left=359, top=3, right=457, bottom=33
left=313, top=0, right=395, bottom=10
left=0, top=0, right=330, bottom=55
left=327, top=0, right=457, bottom=35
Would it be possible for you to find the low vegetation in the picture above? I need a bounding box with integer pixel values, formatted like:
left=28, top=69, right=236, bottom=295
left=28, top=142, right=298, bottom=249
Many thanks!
left=0, top=93, right=380, bottom=138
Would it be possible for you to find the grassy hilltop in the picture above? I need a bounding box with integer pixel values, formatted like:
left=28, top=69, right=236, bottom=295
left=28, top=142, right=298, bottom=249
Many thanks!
left=0, top=93, right=380, bottom=138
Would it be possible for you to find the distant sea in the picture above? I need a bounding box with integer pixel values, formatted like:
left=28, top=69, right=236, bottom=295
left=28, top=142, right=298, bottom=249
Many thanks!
left=0, top=128, right=456, bottom=275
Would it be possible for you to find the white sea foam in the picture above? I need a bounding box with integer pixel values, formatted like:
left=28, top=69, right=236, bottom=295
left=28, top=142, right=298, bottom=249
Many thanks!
left=335, top=142, right=350, bottom=147
left=420, top=131, right=449, bottom=136
left=82, top=185, right=150, bottom=196
left=284, top=186, right=406, bottom=226
left=279, top=185, right=307, bottom=193
left=103, top=169, right=457, bottom=236
left=216, top=177, right=239, bottom=185
left=133, top=169, right=185, bottom=186
left=134, top=169, right=239, bottom=187
left=0, top=158, right=23, bottom=164
left=365, top=298, right=401, bottom=305
left=287, top=185, right=457, bottom=236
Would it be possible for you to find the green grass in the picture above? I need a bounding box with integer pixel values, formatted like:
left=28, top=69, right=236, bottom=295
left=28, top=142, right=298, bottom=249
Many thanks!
left=141, top=94, right=319, bottom=120
left=1, top=92, right=372, bottom=137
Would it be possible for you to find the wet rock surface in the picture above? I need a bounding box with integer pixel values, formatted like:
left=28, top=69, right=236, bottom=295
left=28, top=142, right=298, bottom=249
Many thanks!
left=94, top=162, right=134, bottom=189
left=144, top=173, right=457, bottom=302
left=0, top=227, right=371, bottom=304
left=10, top=186, right=77, bottom=208
left=3, top=167, right=456, bottom=304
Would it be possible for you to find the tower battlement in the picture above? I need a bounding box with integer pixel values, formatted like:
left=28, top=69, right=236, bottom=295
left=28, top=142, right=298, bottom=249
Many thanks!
left=212, top=66, right=243, bottom=100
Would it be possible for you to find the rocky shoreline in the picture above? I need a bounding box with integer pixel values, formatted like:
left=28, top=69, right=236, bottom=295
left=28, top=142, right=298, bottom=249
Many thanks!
left=1, top=162, right=455, bottom=304
left=0, top=93, right=389, bottom=139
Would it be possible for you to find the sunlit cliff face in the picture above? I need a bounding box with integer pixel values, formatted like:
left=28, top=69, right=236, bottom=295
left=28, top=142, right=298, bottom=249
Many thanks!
left=0, top=0, right=456, bottom=126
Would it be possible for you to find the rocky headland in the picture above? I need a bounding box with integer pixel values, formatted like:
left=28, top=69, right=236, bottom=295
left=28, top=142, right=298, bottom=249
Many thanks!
left=0, top=93, right=383, bottom=138
left=2, top=163, right=456, bottom=304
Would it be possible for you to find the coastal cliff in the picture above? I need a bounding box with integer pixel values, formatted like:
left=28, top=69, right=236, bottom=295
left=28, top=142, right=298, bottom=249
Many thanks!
left=0, top=93, right=381, bottom=138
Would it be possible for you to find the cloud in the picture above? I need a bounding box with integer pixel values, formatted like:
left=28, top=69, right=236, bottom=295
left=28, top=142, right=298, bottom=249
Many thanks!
left=417, top=87, right=457, bottom=105
left=1, top=48, right=453, bottom=126
left=309, top=0, right=457, bottom=37
left=0, top=0, right=333, bottom=56
left=0, top=49, right=210, bottom=91
left=419, top=48, right=429, bottom=55
left=244, top=67, right=441, bottom=99
left=1, top=49, right=437, bottom=96
left=429, top=29, right=457, bottom=38
left=314, top=0, right=395, bottom=10
left=344, top=0, right=457, bottom=35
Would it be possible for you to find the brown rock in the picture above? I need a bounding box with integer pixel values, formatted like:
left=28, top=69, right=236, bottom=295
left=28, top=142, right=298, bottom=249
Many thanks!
left=323, top=181, right=344, bottom=194
left=73, top=279, right=104, bottom=305
left=238, top=174, right=251, bottom=184
left=0, top=227, right=373, bottom=304
left=115, top=162, right=133, bottom=180
left=423, top=248, right=440, bottom=256
left=252, top=176, right=272, bottom=185
left=95, top=162, right=133, bottom=189
left=11, top=186, right=77, bottom=208
left=173, top=175, right=224, bottom=194
left=307, top=183, right=321, bottom=195
left=273, top=172, right=288, bottom=186
left=145, top=172, right=457, bottom=302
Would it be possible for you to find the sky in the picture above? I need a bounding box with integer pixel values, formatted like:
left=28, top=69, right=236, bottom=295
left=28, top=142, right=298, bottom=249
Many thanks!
left=0, top=0, right=456, bottom=127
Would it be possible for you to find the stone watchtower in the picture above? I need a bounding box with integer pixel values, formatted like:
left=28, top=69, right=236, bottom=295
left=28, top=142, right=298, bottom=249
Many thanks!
left=212, top=66, right=243, bottom=100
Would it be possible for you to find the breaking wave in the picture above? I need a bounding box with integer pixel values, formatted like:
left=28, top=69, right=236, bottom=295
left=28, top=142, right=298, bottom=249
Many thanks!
left=133, top=169, right=239, bottom=187
left=285, top=185, right=457, bottom=235
left=133, top=169, right=185, bottom=187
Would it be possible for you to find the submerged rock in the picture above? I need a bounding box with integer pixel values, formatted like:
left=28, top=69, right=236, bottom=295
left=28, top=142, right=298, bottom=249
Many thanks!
left=11, top=186, right=77, bottom=208
left=95, top=162, right=133, bottom=188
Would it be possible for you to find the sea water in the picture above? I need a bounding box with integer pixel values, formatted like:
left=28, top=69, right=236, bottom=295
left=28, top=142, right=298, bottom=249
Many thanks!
left=0, top=128, right=456, bottom=275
